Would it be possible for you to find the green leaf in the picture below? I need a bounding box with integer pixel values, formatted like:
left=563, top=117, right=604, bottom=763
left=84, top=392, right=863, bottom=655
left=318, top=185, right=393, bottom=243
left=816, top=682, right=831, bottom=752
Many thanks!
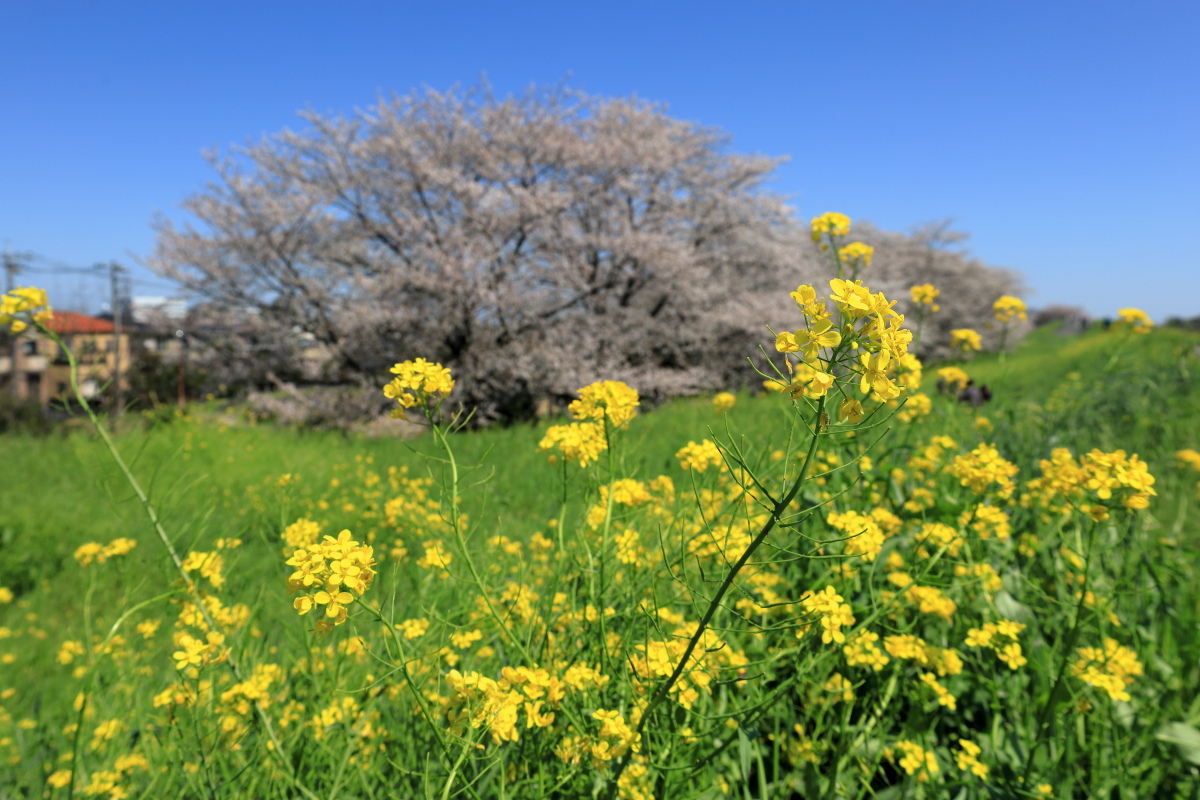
left=994, top=590, right=1035, bottom=623
left=737, top=727, right=753, bottom=785
left=1156, top=722, right=1200, bottom=765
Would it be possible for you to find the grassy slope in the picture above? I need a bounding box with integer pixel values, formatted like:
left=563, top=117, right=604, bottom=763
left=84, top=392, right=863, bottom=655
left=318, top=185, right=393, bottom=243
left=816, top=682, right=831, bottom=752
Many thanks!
left=1, top=323, right=1198, bottom=673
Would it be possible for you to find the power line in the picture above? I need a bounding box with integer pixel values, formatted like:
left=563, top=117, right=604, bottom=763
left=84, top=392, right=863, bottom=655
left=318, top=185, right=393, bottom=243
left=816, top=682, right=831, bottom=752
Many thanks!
left=17, top=262, right=185, bottom=294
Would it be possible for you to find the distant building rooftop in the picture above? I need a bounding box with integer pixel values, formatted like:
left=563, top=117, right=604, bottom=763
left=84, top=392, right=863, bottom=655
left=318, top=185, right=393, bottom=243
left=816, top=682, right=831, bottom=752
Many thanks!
left=131, top=296, right=187, bottom=323
left=44, top=311, right=115, bottom=335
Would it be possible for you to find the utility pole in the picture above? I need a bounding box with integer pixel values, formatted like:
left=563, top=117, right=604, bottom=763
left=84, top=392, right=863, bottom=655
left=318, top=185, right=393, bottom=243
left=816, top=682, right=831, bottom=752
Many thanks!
left=110, top=261, right=125, bottom=417
left=4, top=245, right=19, bottom=400
left=176, top=329, right=188, bottom=411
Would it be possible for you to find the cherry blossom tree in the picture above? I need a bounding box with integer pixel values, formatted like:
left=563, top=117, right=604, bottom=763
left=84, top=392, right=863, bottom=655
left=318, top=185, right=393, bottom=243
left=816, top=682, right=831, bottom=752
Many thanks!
left=152, top=83, right=1024, bottom=423
left=152, top=83, right=812, bottom=421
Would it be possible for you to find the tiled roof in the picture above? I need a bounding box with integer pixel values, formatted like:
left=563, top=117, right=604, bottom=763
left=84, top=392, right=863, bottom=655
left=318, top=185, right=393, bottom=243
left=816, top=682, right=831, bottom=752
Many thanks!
left=43, top=311, right=115, bottom=335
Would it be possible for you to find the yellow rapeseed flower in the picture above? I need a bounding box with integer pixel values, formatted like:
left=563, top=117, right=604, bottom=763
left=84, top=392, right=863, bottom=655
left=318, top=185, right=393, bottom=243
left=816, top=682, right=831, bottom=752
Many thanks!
left=811, top=211, right=851, bottom=242
left=910, top=283, right=940, bottom=310
left=1114, top=307, right=1153, bottom=334
left=676, top=439, right=724, bottom=472
left=0, top=286, right=52, bottom=332
left=954, top=739, right=989, bottom=780
left=711, top=392, right=736, bottom=414
left=993, top=295, right=1027, bottom=323
left=838, top=241, right=874, bottom=268
left=286, top=530, right=376, bottom=628
left=799, top=586, right=855, bottom=644
left=383, top=358, right=455, bottom=417
left=936, top=366, right=970, bottom=392
left=539, top=421, right=607, bottom=467
left=568, top=380, right=640, bottom=428
left=950, top=328, right=982, bottom=352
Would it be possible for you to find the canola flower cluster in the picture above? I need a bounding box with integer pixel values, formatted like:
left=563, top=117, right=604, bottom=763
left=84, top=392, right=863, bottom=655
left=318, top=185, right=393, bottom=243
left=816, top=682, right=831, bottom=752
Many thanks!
left=0, top=286, right=52, bottom=332
left=627, top=623, right=748, bottom=711
left=1023, top=447, right=1157, bottom=521
left=539, top=380, right=640, bottom=467
left=809, top=211, right=851, bottom=244
left=286, top=529, right=377, bottom=630
left=936, top=366, right=970, bottom=392
left=711, top=391, right=736, bottom=414
left=993, top=295, right=1028, bottom=323
left=1070, top=638, right=1145, bottom=702
left=950, top=328, right=982, bottom=352
left=837, top=241, right=874, bottom=269
left=773, top=216, right=919, bottom=407
left=773, top=284, right=912, bottom=404
left=383, top=358, right=455, bottom=418
left=1178, top=448, right=1200, bottom=500
left=73, top=538, right=138, bottom=567
left=443, top=663, right=607, bottom=745
left=965, top=620, right=1029, bottom=670
left=889, top=740, right=938, bottom=782
left=949, top=443, right=1021, bottom=499
left=1115, top=307, right=1154, bottom=334
left=910, top=283, right=940, bottom=310
left=675, top=439, right=724, bottom=472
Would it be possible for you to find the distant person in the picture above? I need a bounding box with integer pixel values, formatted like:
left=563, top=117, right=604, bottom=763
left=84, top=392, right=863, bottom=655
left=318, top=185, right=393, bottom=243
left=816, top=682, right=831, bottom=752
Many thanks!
left=958, top=380, right=992, bottom=409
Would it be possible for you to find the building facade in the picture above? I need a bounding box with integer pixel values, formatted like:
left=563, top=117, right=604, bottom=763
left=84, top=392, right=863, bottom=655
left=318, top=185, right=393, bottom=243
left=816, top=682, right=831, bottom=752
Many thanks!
left=0, top=312, right=129, bottom=406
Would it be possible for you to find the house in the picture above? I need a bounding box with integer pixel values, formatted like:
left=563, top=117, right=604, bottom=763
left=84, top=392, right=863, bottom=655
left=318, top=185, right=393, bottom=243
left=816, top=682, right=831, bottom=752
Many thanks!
left=0, top=311, right=130, bottom=407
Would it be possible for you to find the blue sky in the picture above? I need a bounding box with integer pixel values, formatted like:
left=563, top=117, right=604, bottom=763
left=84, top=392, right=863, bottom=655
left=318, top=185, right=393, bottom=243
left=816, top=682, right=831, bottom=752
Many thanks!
left=2, top=0, right=1197, bottom=319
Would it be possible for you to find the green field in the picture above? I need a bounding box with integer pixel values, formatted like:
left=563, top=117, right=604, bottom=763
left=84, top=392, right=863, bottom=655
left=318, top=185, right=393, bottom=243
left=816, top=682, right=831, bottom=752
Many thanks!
left=2, top=322, right=1200, bottom=798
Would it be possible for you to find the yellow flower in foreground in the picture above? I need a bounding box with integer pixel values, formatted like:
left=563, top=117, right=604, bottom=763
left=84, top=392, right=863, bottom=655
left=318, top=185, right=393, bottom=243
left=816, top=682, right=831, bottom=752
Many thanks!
left=789, top=284, right=828, bottom=318
left=776, top=318, right=842, bottom=360
left=838, top=397, right=865, bottom=423
left=0, top=286, right=53, bottom=332
left=858, top=350, right=902, bottom=400
left=787, top=363, right=835, bottom=399
left=383, top=358, right=455, bottom=417
left=800, top=586, right=855, bottom=644
left=286, top=530, right=376, bottom=628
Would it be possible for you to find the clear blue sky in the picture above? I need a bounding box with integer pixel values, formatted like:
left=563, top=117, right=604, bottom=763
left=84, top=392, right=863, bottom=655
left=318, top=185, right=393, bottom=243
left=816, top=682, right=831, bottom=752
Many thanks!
left=2, top=0, right=1197, bottom=320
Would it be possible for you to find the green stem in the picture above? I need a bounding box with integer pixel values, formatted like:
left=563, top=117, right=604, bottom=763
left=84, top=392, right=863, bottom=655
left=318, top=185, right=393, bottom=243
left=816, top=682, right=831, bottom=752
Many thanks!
left=1021, top=519, right=1098, bottom=785
left=38, top=323, right=317, bottom=800
left=610, top=396, right=828, bottom=791
left=430, top=420, right=534, bottom=665
left=68, top=589, right=181, bottom=798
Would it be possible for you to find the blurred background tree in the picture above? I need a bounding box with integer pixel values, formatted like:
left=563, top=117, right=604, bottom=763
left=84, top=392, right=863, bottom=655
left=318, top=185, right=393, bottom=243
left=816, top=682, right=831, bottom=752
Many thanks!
left=152, top=82, right=1023, bottom=424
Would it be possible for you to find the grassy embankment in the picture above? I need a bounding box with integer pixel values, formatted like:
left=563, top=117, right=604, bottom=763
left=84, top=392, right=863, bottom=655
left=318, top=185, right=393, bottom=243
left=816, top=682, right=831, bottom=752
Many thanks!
left=1, top=321, right=1199, bottom=797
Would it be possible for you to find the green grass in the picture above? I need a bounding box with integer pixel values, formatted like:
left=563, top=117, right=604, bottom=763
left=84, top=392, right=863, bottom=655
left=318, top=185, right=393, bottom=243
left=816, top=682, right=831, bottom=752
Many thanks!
left=2, top=322, right=1200, bottom=798
left=3, top=323, right=1198, bottom=674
